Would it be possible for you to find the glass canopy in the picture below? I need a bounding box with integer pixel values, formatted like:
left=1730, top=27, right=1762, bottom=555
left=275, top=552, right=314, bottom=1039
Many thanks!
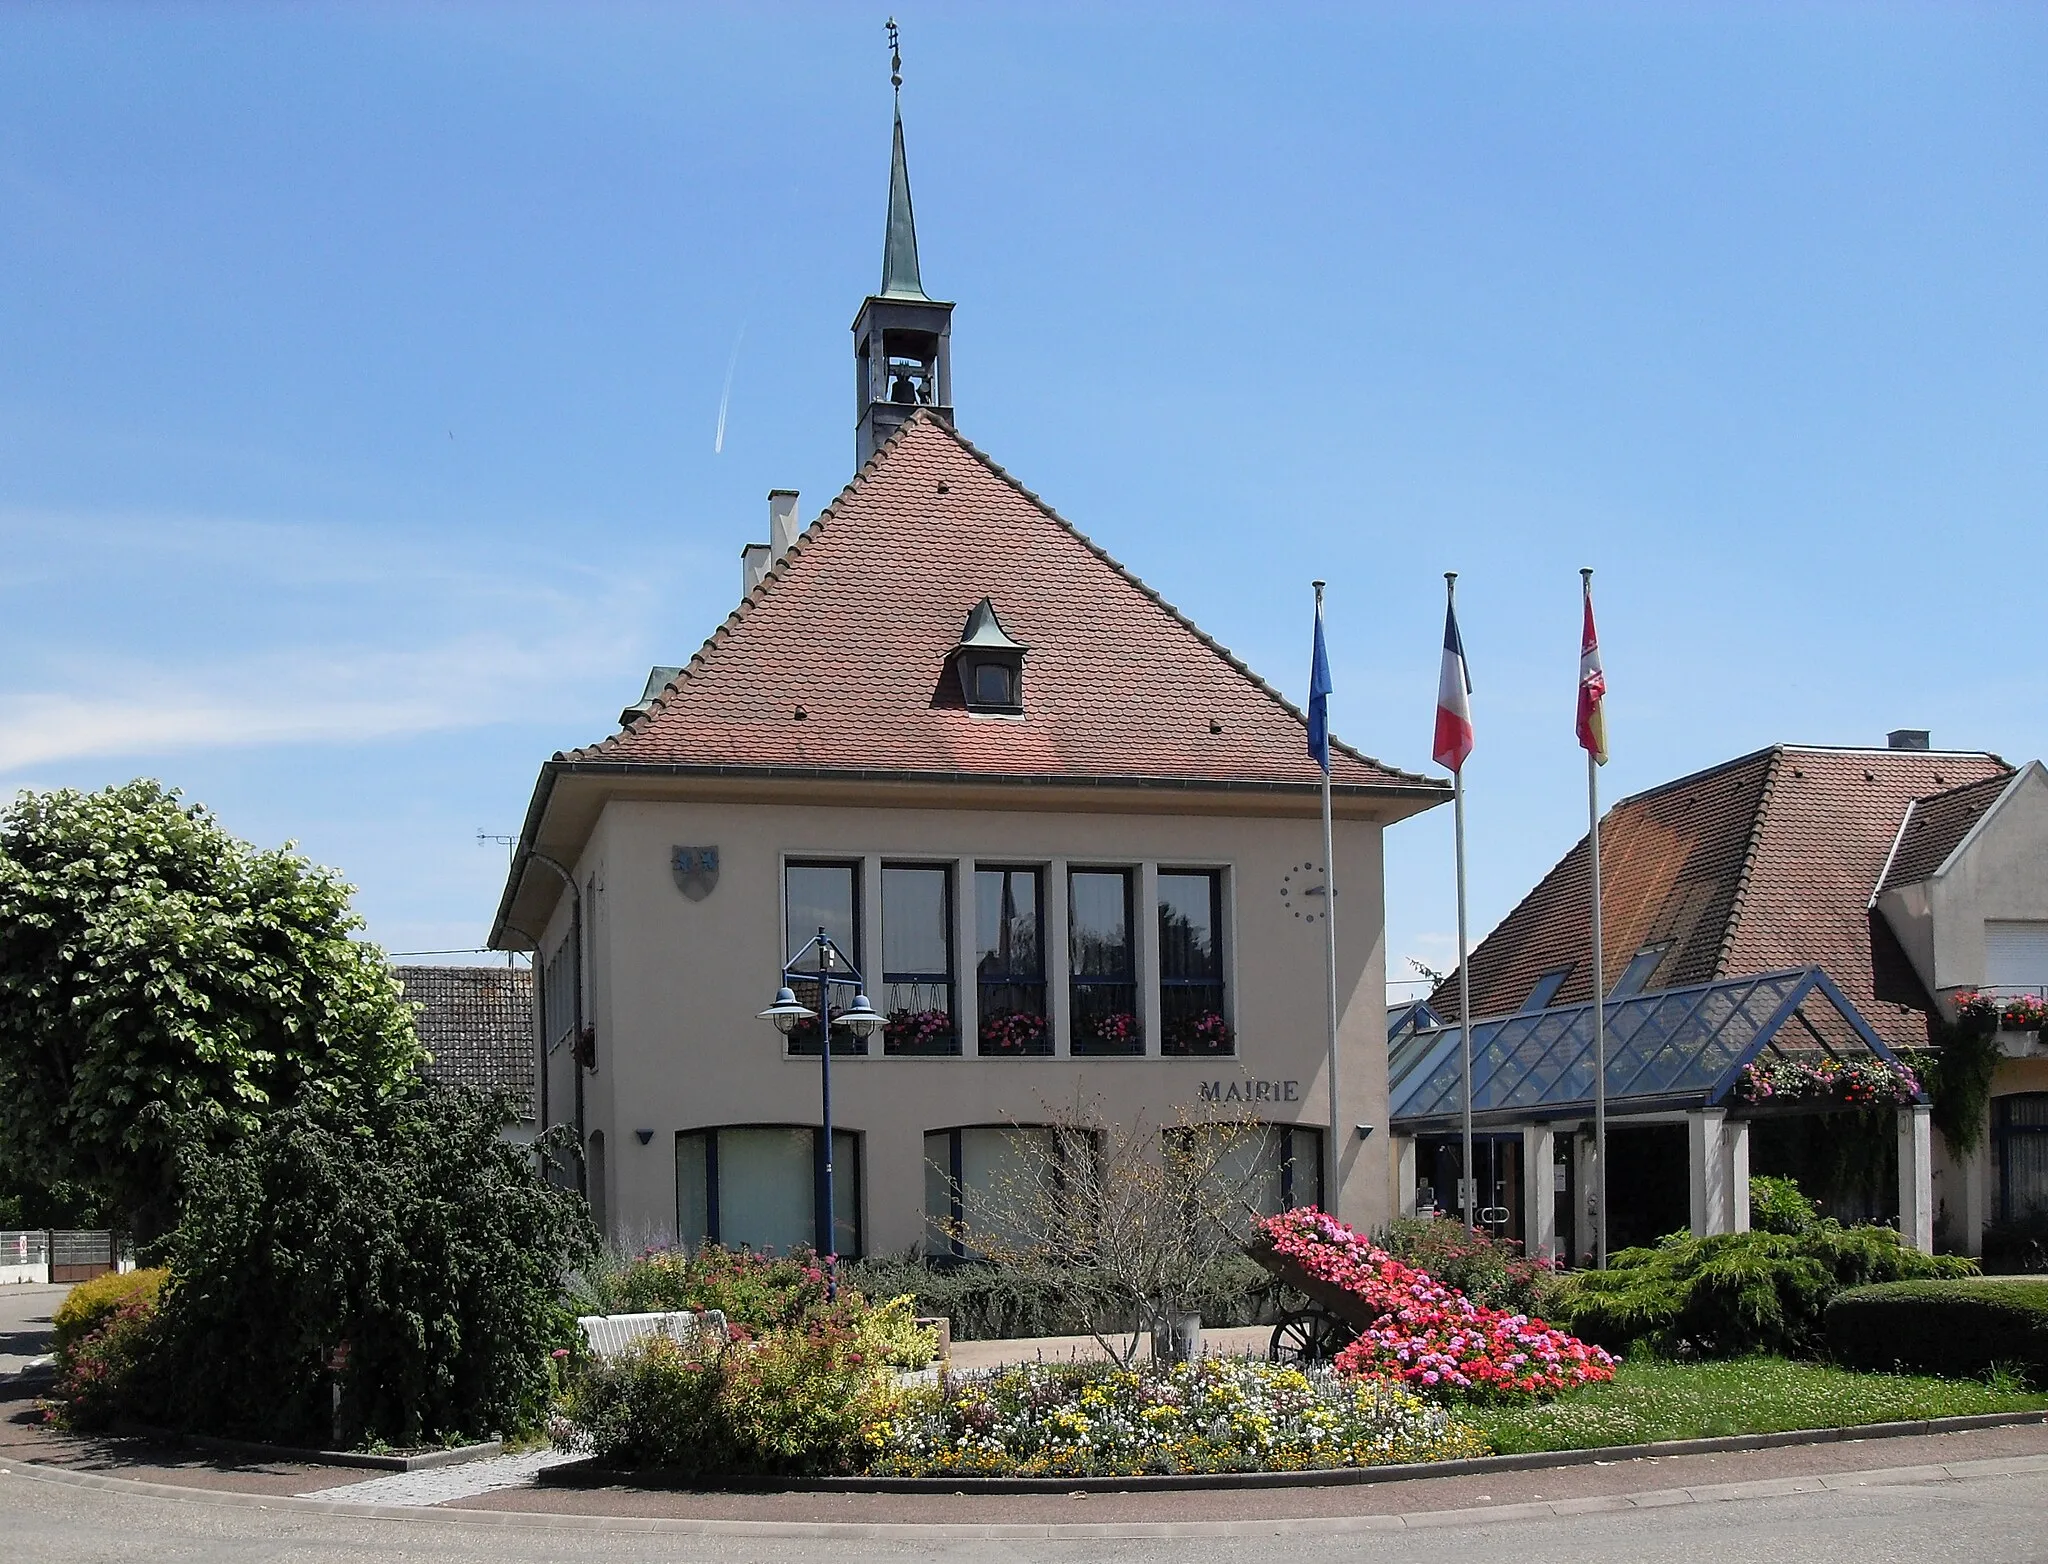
left=1389, top=967, right=1915, bottom=1132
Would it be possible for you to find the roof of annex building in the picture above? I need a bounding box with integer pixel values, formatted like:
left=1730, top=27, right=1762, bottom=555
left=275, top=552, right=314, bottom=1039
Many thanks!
left=1425, top=743, right=2012, bottom=1053
left=1390, top=966, right=1916, bottom=1133
left=1875, top=770, right=2022, bottom=896
left=397, top=965, right=534, bottom=1119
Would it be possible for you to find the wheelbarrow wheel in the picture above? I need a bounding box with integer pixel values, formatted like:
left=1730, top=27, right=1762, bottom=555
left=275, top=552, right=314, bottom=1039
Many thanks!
left=1268, top=1308, right=1351, bottom=1365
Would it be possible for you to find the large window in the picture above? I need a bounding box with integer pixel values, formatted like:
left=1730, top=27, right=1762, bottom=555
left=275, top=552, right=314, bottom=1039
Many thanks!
left=976, top=867, right=1048, bottom=1055
left=881, top=864, right=957, bottom=1055
left=676, top=1126, right=861, bottom=1256
left=783, top=861, right=863, bottom=1055
left=1159, top=869, right=1229, bottom=1055
left=1171, top=1124, right=1323, bottom=1218
left=924, top=1125, right=1068, bottom=1258
left=1070, top=869, right=1141, bottom=1055
left=1996, top=1094, right=2048, bottom=1224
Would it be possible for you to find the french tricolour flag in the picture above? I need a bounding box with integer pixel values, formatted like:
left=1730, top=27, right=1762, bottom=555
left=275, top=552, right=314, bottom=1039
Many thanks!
left=1433, top=598, right=1474, bottom=774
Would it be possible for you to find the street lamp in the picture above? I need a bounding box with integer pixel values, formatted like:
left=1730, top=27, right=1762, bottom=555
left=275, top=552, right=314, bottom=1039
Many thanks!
left=760, top=928, right=884, bottom=1289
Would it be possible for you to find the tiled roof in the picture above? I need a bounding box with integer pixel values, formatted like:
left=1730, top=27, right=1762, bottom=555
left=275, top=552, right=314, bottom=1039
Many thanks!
left=1427, top=746, right=2012, bottom=1052
left=397, top=965, right=535, bottom=1118
left=1876, top=772, right=2015, bottom=893
left=567, top=412, right=1439, bottom=795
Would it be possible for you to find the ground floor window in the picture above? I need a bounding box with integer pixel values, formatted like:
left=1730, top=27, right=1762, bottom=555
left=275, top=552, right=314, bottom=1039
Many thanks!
left=1173, top=1123, right=1322, bottom=1217
left=924, top=1125, right=1067, bottom=1259
left=676, top=1125, right=861, bottom=1257
left=1996, top=1093, right=2048, bottom=1224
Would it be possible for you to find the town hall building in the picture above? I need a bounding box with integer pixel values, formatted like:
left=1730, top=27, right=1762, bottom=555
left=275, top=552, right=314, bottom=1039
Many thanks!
left=488, top=91, right=1447, bottom=1254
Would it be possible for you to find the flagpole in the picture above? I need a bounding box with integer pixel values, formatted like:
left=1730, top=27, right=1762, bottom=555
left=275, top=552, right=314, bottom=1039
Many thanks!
left=1583, top=567, right=1609, bottom=1271
left=1449, top=574, right=1476, bottom=1234
left=1314, top=581, right=1342, bottom=1221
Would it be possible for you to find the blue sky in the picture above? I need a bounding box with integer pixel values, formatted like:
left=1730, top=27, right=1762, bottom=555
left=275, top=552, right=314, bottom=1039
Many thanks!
left=3, top=4, right=2043, bottom=994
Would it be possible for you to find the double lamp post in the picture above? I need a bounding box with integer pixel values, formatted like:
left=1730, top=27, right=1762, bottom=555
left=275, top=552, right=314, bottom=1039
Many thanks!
left=758, top=928, right=884, bottom=1289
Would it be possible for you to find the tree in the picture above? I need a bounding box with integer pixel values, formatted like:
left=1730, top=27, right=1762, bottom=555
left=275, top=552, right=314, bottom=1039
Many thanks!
left=0, top=780, right=425, bottom=1237
left=951, top=1102, right=1274, bottom=1365
left=149, top=1085, right=593, bottom=1448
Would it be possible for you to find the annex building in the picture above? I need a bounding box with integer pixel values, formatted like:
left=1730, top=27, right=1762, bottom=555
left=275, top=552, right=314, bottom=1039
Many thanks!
left=489, top=96, right=1447, bottom=1254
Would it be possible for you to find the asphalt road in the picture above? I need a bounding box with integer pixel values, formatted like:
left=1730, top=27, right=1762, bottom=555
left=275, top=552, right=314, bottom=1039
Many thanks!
left=0, top=1284, right=64, bottom=1377
left=4, top=1457, right=2047, bottom=1564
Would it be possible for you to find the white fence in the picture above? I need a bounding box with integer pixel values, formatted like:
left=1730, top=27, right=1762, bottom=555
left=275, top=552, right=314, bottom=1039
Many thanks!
left=1, top=1230, right=50, bottom=1285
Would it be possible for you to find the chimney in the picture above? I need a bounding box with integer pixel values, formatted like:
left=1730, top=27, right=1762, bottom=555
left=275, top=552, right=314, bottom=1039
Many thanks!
left=740, top=542, right=771, bottom=597
left=768, top=489, right=801, bottom=562
left=1887, top=729, right=1931, bottom=752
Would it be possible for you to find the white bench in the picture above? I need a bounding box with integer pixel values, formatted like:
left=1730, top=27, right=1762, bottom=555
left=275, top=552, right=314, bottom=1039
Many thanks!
left=575, top=1309, right=727, bottom=1359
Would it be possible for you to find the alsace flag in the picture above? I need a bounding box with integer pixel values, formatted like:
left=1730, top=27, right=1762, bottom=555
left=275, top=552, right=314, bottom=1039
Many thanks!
left=1433, top=598, right=1474, bottom=774
left=1577, top=576, right=1609, bottom=766
left=1308, top=597, right=1333, bottom=774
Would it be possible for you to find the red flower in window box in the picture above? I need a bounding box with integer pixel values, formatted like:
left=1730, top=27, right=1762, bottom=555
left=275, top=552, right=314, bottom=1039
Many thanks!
left=1082, top=1011, right=1142, bottom=1049
left=884, top=1007, right=956, bottom=1052
left=979, top=1009, right=1050, bottom=1054
left=1164, top=1009, right=1234, bottom=1054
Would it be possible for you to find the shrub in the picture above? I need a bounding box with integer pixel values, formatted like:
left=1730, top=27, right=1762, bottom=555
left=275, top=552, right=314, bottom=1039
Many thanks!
left=1748, top=1176, right=1821, bottom=1237
left=572, top=1244, right=831, bottom=1330
left=53, top=1294, right=162, bottom=1430
left=560, top=1295, right=932, bottom=1475
left=52, top=1269, right=167, bottom=1366
left=1547, top=1224, right=1975, bottom=1358
left=1826, top=1278, right=2048, bottom=1381
left=1377, top=1218, right=1553, bottom=1314
left=149, top=1084, right=592, bottom=1449
left=1261, top=1209, right=1614, bottom=1399
left=873, top=1356, right=1485, bottom=1477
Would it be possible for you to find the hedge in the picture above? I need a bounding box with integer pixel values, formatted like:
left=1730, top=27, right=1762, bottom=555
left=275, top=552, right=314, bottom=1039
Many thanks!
left=1826, top=1278, right=2048, bottom=1382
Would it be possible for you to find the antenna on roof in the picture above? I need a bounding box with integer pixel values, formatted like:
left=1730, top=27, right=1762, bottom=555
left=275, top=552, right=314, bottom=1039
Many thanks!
left=887, top=17, right=902, bottom=97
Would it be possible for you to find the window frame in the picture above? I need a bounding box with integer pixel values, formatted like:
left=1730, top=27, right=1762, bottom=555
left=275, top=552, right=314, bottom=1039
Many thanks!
left=975, top=864, right=1049, bottom=1056
left=1068, top=865, right=1142, bottom=1056
left=782, top=858, right=866, bottom=1057
left=1158, top=867, right=1229, bottom=1056
left=880, top=861, right=959, bottom=1056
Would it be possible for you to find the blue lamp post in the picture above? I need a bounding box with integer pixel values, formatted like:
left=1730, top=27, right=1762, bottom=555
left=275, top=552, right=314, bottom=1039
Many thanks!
left=759, top=928, right=884, bottom=1287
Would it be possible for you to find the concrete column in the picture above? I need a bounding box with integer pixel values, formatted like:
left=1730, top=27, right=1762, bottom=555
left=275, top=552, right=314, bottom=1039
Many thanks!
left=1393, top=1135, right=1418, bottom=1219
left=954, top=858, right=978, bottom=1056
left=1688, top=1108, right=1735, bottom=1236
left=1138, top=861, right=1162, bottom=1057
left=1898, top=1105, right=1935, bottom=1253
left=1524, top=1123, right=1558, bottom=1261
left=1047, top=859, right=1071, bottom=1056
left=1950, top=1108, right=1991, bottom=1257
left=1725, top=1116, right=1751, bottom=1233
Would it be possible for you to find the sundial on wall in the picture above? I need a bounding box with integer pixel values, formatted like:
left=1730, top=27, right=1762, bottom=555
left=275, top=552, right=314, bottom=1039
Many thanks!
left=1279, top=862, right=1337, bottom=923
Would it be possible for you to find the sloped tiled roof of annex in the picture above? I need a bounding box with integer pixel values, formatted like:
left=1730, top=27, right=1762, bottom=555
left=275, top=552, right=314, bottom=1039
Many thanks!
left=397, top=965, right=534, bottom=1119
left=1425, top=745, right=2012, bottom=1052
left=1876, top=772, right=2017, bottom=894
left=564, top=412, right=1439, bottom=794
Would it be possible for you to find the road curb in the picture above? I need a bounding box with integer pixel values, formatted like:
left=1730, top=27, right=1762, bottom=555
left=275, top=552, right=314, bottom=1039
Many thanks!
left=538, top=1408, right=2048, bottom=1494
left=5, top=1441, right=2048, bottom=1538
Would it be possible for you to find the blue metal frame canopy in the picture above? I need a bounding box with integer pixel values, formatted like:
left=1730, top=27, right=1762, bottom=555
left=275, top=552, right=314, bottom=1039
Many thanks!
left=1389, top=967, right=1921, bottom=1134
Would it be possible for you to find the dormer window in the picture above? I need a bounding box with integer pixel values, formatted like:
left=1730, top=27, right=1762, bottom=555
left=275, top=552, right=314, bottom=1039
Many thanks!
left=951, top=597, right=1028, bottom=714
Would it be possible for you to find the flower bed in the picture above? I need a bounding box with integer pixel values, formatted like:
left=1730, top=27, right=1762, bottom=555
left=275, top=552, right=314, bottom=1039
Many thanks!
left=1259, top=1209, right=1614, bottom=1399
left=1729, top=1055, right=1921, bottom=1107
left=868, top=1357, right=1484, bottom=1477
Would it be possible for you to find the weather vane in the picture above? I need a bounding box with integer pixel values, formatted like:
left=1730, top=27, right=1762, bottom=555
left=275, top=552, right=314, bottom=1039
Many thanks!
left=887, top=17, right=902, bottom=95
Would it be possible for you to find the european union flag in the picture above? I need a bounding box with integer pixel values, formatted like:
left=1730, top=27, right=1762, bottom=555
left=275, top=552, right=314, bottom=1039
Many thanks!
left=1308, top=599, right=1332, bottom=774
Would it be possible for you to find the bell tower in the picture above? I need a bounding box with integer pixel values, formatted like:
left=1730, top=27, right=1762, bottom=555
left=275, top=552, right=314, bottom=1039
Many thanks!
left=853, top=22, right=953, bottom=467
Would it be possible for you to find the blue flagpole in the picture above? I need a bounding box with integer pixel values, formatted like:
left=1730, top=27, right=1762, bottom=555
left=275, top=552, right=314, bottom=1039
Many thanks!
left=1310, top=582, right=1340, bottom=1219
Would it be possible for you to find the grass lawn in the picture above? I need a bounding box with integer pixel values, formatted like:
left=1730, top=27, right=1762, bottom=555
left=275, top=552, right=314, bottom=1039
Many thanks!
left=1461, top=1358, right=2048, bottom=1454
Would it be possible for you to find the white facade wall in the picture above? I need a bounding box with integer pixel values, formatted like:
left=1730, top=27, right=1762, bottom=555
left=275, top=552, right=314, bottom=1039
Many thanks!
left=531, top=793, right=1395, bottom=1255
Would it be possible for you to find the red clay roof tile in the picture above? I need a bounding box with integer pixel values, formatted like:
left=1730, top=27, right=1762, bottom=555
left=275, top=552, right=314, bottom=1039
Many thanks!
left=567, top=412, right=1437, bottom=794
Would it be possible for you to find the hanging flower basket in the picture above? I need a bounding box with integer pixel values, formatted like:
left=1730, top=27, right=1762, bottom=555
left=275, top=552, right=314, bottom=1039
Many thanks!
left=978, top=1008, right=1049, bottom=1054
left=1730, top=1055, right=1921, bottom=1108
left=1999, top=994, right=2048, bottom=1033
left=884, top=1007, right=956, bottom=1053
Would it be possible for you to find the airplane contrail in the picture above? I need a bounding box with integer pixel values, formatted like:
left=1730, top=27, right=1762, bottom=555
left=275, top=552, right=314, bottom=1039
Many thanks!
left=713, top=321, right=747, bottom=454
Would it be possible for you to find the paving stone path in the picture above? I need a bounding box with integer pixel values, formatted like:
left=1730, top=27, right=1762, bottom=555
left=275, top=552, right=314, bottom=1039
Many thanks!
left=296, top=1446, right=581, bottom=1506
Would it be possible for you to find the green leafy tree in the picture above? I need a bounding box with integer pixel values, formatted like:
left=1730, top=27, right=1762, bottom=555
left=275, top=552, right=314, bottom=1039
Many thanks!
left=0, top=780, right=425, bottom=1236
left=151, top=1086, right=593, bottom=1448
